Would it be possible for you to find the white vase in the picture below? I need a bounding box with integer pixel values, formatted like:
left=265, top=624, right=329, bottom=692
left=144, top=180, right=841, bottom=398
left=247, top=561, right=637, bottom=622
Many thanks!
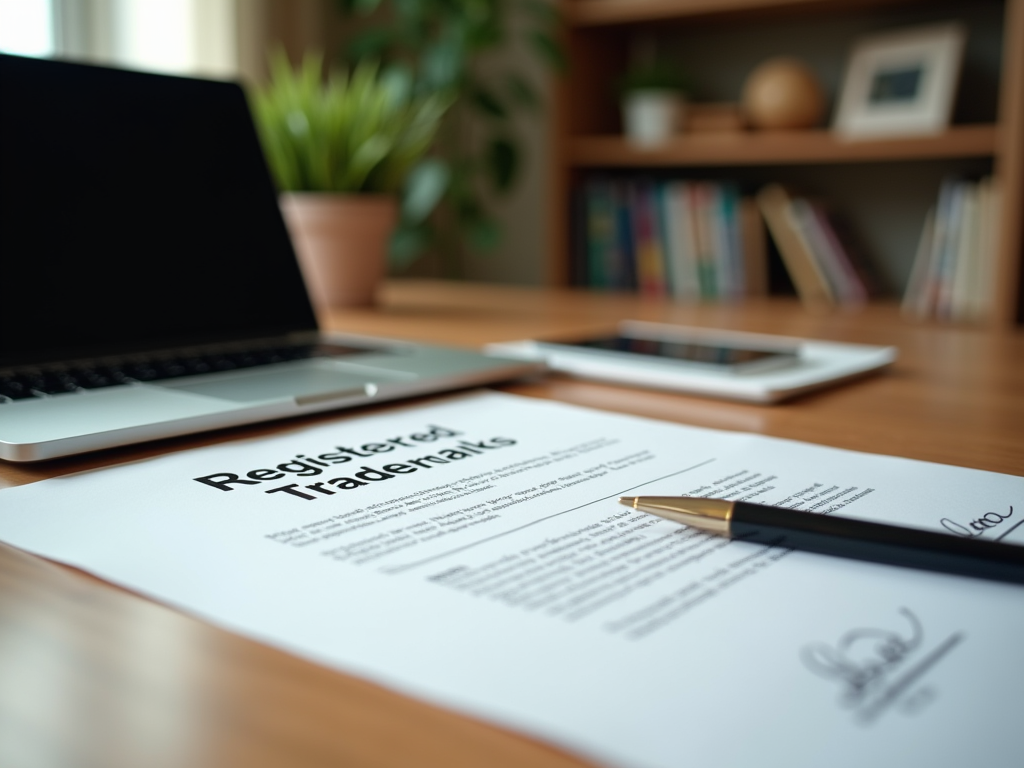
left=622, top=90, right=687, bottom=147
left=279, top=192, right=398, bottom=309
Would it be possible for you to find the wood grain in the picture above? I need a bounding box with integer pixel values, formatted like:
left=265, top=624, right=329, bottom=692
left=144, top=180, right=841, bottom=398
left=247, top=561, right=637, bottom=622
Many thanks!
left=567, top=126, right=998, bottom=167
left=2, top=281, right=1022, bottom=768
left=993, top=0, right=1024, bottom=325
left=566, top=0, right=831, bottom=26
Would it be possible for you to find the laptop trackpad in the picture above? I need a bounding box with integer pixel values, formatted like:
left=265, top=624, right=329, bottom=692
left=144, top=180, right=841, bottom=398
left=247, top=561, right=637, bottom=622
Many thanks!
left=160, top=359, right=407, bottom=403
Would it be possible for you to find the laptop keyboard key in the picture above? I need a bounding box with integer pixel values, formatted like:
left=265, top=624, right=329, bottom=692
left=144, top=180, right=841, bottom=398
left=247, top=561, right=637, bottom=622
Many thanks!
left=1, top=342, right=372, bottom=400
left=0, top=377, right=33, bottom=400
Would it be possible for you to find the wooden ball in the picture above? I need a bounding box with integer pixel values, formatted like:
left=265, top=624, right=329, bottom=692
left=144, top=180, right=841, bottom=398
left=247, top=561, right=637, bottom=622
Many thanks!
left=742, top=57, right=825, bottom=130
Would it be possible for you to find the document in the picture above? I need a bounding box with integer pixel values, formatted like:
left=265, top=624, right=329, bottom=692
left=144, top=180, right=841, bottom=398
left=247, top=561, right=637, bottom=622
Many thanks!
left=0, top=391, right=1021, bottom=768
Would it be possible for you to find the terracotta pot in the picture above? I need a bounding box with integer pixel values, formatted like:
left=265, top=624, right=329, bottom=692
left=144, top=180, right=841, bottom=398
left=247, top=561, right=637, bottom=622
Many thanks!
left=279, top=192, right=398, bottom=309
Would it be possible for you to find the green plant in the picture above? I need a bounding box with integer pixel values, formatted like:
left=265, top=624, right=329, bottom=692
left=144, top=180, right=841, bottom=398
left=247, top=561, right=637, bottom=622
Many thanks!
left=616, top=35, right=689, bottom=96
left=617, top=66, right=689, bottom=95
left=337, top=0, right=564, bottom=273
left=251, top=51, right=451, bottom=197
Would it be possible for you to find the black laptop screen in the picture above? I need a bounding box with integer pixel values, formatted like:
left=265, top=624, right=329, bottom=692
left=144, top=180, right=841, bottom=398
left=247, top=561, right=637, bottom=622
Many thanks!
left=0, top=54, right=319, bottom=367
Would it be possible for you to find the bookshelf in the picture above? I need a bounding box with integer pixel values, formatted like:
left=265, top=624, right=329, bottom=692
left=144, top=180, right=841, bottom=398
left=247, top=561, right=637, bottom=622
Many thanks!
left=568, top=125, right=998, bottom=166
left=550, top=0, right=1024, bottom=326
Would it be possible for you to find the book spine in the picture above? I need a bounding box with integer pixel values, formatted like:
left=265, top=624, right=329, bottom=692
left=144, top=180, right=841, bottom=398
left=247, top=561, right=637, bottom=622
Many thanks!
left=708, top=184, right=733, bottom=299
left=666, top=181, right=701, bottom=300
left=584, top=179, right=614, bottom=289
left=615, top=182, right=637, bottom=291
left=656, top=182, right=678, bottom=297
left=757, top=184, right=835, bottom=310
left=902, top=208, right=936, bottom=317
left=721, top=184, right=745, bottom=298
left=691, top=183, right=718, bottom=299
left=632, top=180, right=667, bottom=296
left=569, top=183, right=589, bottom=286
left=791, top=199, right=867, bottom=305
left=948, top=181, right=980, bottom=321
left=739, top=197, right=768, bottom=297
left=923, top=179, right=963, bottom=318
left=969, top=176, right=999, bottom=322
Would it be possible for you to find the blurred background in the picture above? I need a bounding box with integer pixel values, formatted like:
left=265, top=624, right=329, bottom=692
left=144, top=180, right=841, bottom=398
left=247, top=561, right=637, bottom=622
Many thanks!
left=0, top=0, right=553, bottom=285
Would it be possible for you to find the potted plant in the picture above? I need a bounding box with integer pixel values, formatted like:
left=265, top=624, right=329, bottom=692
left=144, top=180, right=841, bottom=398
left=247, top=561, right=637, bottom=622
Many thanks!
left=338, top=0, right=565, bottom=274
left=251, top=52, right=450, bottom=307
left=619, top=60, right=690, bottom=148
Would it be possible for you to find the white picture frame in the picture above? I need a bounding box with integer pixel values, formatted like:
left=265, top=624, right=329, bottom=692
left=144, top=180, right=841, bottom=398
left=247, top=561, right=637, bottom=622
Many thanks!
left=833, top=22, right=966, bottom=140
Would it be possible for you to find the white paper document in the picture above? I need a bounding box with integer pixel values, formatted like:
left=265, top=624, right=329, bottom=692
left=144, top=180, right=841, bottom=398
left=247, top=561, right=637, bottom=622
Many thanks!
left=1, top=392, right=1021, bottom=768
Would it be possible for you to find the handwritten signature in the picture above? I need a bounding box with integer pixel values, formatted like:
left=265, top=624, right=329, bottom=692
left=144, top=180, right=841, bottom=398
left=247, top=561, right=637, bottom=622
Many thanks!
left=941, top=505, right=1014, bottom=538
left=801, top=608, right=922, bottom=707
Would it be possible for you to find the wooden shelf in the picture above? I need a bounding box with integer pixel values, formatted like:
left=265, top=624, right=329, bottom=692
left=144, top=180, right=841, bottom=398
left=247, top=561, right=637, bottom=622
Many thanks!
left=566, top=0, right=844, bottom=27
left=567, top=125, right=998, bottom=167
left=552, top=0, right=1024, bottom=325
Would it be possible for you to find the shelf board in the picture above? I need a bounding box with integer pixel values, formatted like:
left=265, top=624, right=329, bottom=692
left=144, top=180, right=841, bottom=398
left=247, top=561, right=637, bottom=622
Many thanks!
left=567, top=125, right=998, bottom=167
left=566, top=0, right=844, bottom=27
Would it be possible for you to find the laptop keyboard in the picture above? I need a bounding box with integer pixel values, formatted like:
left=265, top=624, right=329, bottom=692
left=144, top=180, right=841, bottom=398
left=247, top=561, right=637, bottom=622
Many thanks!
left=0, top=343, right=369, bottom=401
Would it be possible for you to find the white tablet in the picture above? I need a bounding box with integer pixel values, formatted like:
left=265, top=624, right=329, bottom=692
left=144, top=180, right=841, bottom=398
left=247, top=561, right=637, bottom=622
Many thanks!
left=486, top=321, right=897, bottom=403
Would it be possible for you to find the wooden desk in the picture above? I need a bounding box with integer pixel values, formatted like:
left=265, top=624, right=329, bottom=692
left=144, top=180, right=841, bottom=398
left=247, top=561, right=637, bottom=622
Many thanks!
left=2, top=281, right=1022, bottom=768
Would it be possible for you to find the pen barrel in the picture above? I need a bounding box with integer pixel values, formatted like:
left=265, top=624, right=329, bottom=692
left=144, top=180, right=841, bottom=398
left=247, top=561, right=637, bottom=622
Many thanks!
left=732, top=502, right=1024, bottom=585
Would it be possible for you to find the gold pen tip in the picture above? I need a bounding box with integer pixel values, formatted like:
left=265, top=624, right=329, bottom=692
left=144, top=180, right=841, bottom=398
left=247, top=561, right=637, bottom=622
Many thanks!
left=619, top=496, right=638, bottom=508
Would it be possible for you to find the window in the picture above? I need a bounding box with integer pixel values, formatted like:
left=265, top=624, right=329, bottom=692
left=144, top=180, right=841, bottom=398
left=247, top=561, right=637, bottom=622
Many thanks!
left=0, top=0, right=55, bottom=58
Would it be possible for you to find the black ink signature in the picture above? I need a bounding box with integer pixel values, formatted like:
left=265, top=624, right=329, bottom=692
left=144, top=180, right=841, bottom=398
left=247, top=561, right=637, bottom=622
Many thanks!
left=801, top=608, right=922, bottom=707
left=941, top=505, right=1014, bottom=538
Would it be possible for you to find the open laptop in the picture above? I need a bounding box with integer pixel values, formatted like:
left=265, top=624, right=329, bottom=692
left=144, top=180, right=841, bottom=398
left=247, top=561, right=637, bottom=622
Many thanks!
left=0, top=54, right=541, bottom=462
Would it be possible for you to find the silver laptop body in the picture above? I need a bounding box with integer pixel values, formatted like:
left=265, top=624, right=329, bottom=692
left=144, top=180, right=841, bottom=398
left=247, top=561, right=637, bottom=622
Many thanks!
left=0, top=54, right=539, bottom=462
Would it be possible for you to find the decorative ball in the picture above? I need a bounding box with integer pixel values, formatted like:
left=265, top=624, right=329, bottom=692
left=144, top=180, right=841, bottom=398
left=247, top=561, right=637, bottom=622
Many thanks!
left=741, top=57, right=826, bottom=130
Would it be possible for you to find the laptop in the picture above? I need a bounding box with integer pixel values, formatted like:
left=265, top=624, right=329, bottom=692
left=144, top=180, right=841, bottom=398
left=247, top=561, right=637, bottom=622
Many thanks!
left=0, top=54, right=541, bottom=462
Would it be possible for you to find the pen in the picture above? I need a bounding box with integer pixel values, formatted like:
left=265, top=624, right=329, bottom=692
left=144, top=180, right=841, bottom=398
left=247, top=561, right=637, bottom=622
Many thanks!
left=619, top=496, right=1024, bottom=585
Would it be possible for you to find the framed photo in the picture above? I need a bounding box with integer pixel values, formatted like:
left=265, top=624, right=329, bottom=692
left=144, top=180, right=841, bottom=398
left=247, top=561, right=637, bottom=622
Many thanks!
left=833, top=23, right=966, bottom=139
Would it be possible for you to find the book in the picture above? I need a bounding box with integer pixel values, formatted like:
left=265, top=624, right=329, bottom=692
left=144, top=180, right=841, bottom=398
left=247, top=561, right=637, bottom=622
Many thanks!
left=933, top=180, right=968, bottom=319
left=630, top=179, right=668, bottom=296
left=757, top=184, right=835, bottom=310
left=789, top=198, right=867, bottom=305
left=968, top=177, right=999, bottom=322
left=614, top=183, right=638, bottom=291
left=739, top=197, right=769, bottom=296
left=691, top=182, right=719, bottom=299
left=661, top=181, right=702, bottom=301
left=902, top=208, right=937, bottom=318
left=902, top=177, right=998, bottom=322
left=710, top=183, right=745, bottom=299
left=583, top=178, right=618, bottom=289
left=947, top=182, right=980, bottom=320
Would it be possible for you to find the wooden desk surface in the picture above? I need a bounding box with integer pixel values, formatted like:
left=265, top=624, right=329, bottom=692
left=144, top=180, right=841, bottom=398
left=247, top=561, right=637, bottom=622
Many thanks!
left=2, top=281, right=1022, bottom=768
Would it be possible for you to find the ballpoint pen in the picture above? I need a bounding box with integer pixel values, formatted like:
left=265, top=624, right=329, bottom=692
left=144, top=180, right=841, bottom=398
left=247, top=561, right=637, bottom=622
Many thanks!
left=620, top=496, right=1024, bottom=585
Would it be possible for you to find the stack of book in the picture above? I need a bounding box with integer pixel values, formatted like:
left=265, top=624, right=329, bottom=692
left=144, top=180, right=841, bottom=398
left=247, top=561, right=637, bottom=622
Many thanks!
left=574, top=177, right=765, bottom=300
left=755, top=184, right=871, bottom=311
left=901, top=177, right=1000, bottom=323
left=573, top=176, right=874, bottom=310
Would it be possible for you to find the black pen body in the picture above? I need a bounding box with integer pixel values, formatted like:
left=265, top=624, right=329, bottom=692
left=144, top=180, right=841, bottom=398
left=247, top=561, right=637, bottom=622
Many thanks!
left=731, top=501, right=1024, bottom=585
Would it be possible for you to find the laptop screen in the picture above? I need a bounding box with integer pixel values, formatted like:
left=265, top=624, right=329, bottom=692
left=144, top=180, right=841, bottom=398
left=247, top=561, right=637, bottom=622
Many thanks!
left=0, top=54, right=319, bottom=368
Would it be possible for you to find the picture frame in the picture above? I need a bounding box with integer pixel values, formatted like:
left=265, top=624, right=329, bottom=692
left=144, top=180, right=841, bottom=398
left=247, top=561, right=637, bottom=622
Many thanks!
left=832, top=22, right=966, bottom=139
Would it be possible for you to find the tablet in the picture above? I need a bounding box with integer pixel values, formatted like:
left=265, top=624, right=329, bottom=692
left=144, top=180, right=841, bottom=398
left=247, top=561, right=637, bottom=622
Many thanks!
left=486, top=321, right=897, bottom=403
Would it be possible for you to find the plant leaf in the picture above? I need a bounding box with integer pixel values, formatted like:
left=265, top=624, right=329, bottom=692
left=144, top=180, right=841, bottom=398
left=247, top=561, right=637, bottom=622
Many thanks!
left=505, top=72, right=539, bottom=109
left=470, top=85, right=506, bottom=118
left=528, top=30, right=566, bottom=73
left=487, top=137, right=518, bottom=192
left=422, top=38, right=464, bottom=91
left=351, top=0, right=382, bottom=15
left=347, top=28, right=394, bottom=61
left=518, top=0, right=561, bottom=26
left=402, top=157, right=450, bottom=223
left=389, top=223, right=428, bottom=269
left=468, top=216, right=501, bottom=252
